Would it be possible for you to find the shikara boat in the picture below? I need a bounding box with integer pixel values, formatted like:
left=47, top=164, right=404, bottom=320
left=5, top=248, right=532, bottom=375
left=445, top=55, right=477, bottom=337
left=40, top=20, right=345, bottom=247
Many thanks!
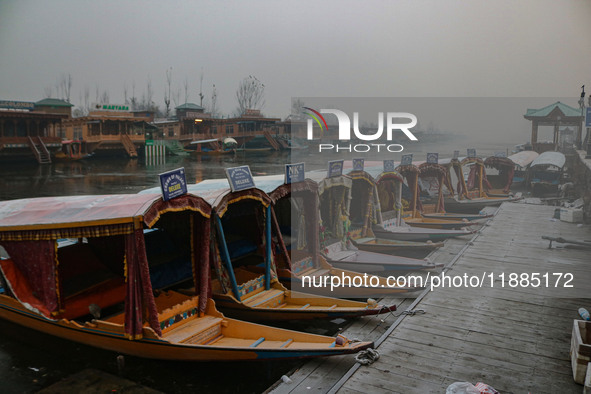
left=309, top=168, right=444, bottom=259
left=180, top=180, right=398, bottom=320
left=0, top=193, right=371, bottom=361
left=54, top=140, right=92, bottom=161
left=323, top=247, right=443, bottom=275
left=484, top=151, right=539, bottom=194
left=355, top=165, right=472, bottom=241
left=528, top=151, right=566, bottom=196
left=186, top=138, right=237, bottom=155
left=352, top=237, right=442, bottom=257
left=507, top=150, right=538, bottom=188
left=254, top=174, right=424, bottom=298
left=396, top=162, right=478, bottom=230
left=442, top=156, right=521, bottom=213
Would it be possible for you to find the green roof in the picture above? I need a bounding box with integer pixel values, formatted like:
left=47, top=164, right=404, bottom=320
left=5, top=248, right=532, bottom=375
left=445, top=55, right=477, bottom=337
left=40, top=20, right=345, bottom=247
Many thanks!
left=525, top=101, right=582, bottom=118
left=35, top=98, right=74, bottom=107
left=175, top=103, right=203, bottom=110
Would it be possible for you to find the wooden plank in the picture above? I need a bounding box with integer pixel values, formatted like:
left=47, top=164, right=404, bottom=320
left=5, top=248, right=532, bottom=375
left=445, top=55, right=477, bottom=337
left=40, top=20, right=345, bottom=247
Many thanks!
left=271, top=203, right=588, bottom=393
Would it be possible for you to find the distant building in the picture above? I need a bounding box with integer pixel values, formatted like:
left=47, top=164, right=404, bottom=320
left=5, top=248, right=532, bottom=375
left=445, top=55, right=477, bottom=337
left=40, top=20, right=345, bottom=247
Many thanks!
left=62, top=104, right=156, bottom=158
left=153, top=105, right=290, bottom=151
left=0, top=98, right=72, bottom=163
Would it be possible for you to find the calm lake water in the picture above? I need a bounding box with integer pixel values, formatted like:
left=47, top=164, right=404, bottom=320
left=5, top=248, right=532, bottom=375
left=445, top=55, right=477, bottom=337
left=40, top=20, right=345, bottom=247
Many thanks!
left=0, top=137, right=517, bottom=393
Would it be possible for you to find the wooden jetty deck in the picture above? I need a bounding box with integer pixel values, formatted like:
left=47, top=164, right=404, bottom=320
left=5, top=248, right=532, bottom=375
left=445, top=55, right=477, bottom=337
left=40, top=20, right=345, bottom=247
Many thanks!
left=268, top=202, right=590, bottom=393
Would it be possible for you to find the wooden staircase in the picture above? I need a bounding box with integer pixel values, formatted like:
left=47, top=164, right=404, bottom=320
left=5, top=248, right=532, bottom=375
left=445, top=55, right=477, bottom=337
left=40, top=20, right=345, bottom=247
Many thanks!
left=120, top=134, right=138, bottom=158
left=276, top=138, right=289, bottom=150
left=263, top=131, right=280, bottom=151
left=27, top=136, right=52, bottom=164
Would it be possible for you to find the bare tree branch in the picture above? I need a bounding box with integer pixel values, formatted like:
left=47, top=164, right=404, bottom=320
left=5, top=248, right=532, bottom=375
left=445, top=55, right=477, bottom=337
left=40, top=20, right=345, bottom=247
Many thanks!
left=235, top=75, right=265, bottom=116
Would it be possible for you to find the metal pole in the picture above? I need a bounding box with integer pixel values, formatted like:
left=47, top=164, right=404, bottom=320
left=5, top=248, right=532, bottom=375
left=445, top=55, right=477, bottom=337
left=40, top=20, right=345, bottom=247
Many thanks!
left=215, top=215, right=241, bottom=301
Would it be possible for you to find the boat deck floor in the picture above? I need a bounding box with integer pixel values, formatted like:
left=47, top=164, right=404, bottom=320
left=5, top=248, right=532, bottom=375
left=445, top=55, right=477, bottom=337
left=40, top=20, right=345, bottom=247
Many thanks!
left=268, top=202, right=589, bottom=393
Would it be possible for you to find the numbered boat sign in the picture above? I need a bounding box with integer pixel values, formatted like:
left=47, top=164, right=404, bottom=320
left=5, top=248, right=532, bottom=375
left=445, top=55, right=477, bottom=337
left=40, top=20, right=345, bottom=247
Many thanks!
left=226, top=165, right=256, bottom=192
left=328, top=160, right=344, bottom=178
left=285, top=163, right=305, bottom=184
left=159, top=167, right=188, bottom=201
left=383, top=160, right=395, bottom=172
left=352, top=158, right=364, bottom=172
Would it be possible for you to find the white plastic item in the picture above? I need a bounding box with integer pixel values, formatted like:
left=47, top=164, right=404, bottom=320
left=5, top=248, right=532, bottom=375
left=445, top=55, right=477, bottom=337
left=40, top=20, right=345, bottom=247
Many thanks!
left=446, top=382, right=480, bottom=394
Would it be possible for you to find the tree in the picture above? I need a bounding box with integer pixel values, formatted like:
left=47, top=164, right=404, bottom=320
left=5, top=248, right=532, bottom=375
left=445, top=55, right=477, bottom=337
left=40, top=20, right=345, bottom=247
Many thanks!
left=204, top=84, right=220, bottom=118
left=235, top=75, right=265, bottom=116
left=129, top=81, right=138, bottom=111
left=198, top=69, right=204, bottom=107
left=183, top=77, right=189, bottom=104
left=59, top=73, right=72, bottom=102
left=291, top=98, right=305, bottom=120
left=164, top=67, right=172, bottom=117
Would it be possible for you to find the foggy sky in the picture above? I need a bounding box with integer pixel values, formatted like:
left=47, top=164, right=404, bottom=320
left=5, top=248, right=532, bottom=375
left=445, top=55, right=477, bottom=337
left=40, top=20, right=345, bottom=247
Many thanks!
left=0, top=0, right=590, bottom=142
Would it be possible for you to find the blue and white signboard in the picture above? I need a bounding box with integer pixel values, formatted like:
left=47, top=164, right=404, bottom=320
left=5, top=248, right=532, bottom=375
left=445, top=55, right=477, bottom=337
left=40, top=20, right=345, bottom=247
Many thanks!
left=426, top=153, right=439, bottom=164
left=495, top=151, right=507, bottom=158
left=383, top=160, right=396, bottom=172
left=586, top=107, right=591, bottom=127
left=328, top=160, right=344, bottom=178
left=226, top=166, right=256, bottom=192
left=401, top=154, right=413, bottom=166
left=352, top=158, right=364, bottom=172
left=285, top=163, right=305, bottom=184
left=159, top=167, right=187, bottom=201
left=467, top=148, right=476, bottom=158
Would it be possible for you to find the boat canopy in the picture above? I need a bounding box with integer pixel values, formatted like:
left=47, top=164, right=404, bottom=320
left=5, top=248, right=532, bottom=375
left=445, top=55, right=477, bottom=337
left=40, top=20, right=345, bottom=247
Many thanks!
left=0, top=193, right=210, bottom=234
left=530, top=151, right=566, bottom=169
left=484, top=156, right=514, bottom=170
left=347, top=170, right=383, bottom=235
left=507, top=150, right=539, bottom=169
left=418, top=163, right=454, bottom=213
left=190, top=138, right=219, bottom=144
left=253, top=174, right=318, bottom=203
left=0, top=193, right=212, bottom=340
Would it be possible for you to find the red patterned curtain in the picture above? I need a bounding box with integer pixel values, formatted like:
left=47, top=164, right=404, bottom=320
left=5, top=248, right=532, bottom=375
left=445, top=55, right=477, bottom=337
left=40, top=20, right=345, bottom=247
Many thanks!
left=504, top=167, right=515, bottom=193
left=124, top=229, right=161, bottom=339
left=437, top=172, right=446, bottom=212
left=192, top=216, right=210, bottom=315
left=2, top=240, right=60, bottom=317
left=467, top=165, right=478, bottom=190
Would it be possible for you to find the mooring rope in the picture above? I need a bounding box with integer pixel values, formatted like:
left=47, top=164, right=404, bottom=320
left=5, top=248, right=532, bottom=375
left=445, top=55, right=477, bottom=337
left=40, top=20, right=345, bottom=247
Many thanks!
left=355, top=348, right=380, bottom=365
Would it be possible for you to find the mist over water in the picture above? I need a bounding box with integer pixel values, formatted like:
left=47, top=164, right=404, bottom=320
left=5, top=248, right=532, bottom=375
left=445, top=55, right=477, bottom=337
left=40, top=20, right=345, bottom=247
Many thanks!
left=0, top=134, right=519, bottom=201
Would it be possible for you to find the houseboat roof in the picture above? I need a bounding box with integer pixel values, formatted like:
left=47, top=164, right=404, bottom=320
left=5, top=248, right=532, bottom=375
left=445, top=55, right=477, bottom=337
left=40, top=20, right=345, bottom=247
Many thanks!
left=35, top=98, right=74, bottom=107
left=175, top=103, right=203, bottom=110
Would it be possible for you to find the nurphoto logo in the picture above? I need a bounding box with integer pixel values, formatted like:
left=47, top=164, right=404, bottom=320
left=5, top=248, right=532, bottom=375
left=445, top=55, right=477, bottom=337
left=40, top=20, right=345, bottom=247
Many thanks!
left=304, top=107, right=418, bottom=153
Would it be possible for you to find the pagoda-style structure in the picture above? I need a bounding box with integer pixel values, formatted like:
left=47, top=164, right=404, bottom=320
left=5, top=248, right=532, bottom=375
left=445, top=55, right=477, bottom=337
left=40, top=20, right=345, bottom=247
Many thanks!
left=524, top=101, right=584, bottom=153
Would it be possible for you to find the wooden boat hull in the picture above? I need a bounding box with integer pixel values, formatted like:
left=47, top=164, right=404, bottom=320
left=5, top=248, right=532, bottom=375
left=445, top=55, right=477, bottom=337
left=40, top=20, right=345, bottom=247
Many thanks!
left=187, top=149, right=235, bottom=156
left=420, top=212, right=493, bottom=221
left=324, top=249, right=443, bottom=275
left=372, top=223, right=471, bottom=242
left=353, top=237, right=443, bottom=258
left=443, top=195, right=520, bottom=213
left=0, top=294, right=371, bottom=361
left=404, top=217, right=478, bottom=230
left=274, top=262, right=425, bottom=298
left=212, top=283, right=396, bottom=321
